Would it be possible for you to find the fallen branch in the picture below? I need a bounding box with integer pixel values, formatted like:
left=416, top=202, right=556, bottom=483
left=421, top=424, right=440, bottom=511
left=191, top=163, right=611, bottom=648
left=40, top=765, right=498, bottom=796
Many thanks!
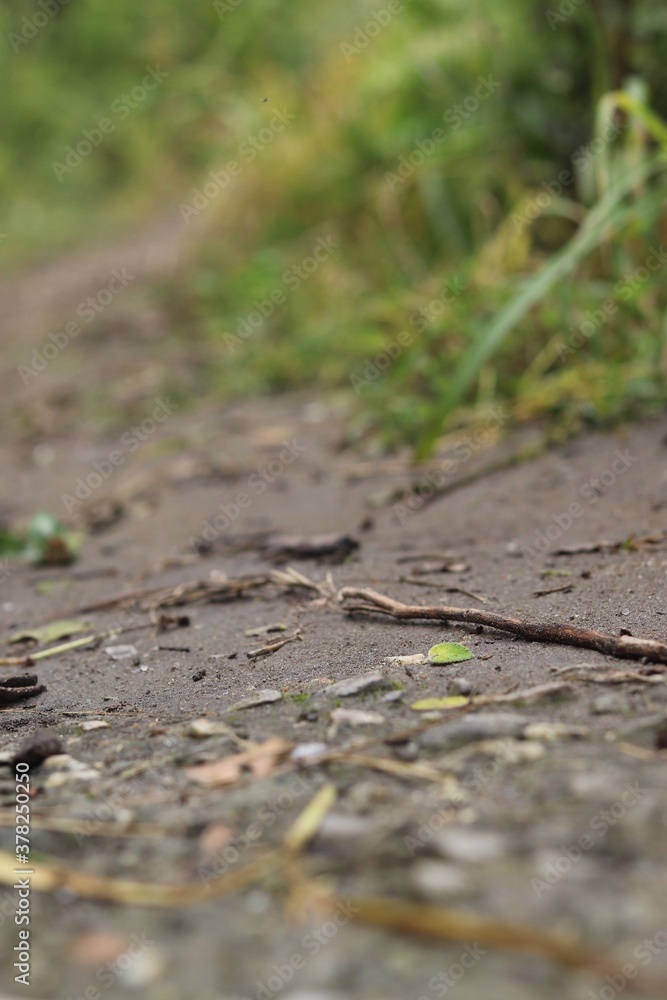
left=350, top=896, right=667, bottom=991
left=247, top=629, right=303, bottom=661
left=338, top=587, right=667, bottom=666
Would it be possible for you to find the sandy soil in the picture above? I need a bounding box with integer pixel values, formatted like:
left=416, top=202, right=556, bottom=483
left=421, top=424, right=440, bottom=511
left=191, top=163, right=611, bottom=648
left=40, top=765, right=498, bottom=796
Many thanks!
left=0, top=233, right=666, bottom=1000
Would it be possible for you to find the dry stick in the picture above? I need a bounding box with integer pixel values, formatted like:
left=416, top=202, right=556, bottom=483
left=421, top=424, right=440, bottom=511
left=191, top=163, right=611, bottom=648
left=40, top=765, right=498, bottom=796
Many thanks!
left=247, top=629, right=303, bottom=661
left=338, top=587, right=667, bottom=666
left=349, top=896, right=666, bottom=993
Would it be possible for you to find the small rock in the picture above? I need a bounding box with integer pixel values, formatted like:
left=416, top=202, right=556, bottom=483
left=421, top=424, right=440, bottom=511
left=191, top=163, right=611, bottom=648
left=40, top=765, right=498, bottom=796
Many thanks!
left=524, top=722, right=588, bottom=742
left=117, top=946, right=167, bottom=988
left=411, top=859, right=470, bottom=898
left=80, top=720, right=109, bottom=732
left=225, top=690, right=282, bottom=711
left=328, top=671, right=391, bottom=698
left=328, top=707, right=385, bottom=739
left=13, top=730, right=63, bottom=768
left=434, top=827, right=507, bottom=863
left=420, top=712, right=525, bottom=751
left=385, top=654, right=429, bottom=667
left=448, top=677, right=474, bottom=697
left=380, top=690, right=404, bottom=704
left=315, top=812, right=375, bottom=849
left=591, top=693, right=629, bottom=715
left=187, top=718, right=233, bottom=738
left=330, top=708, right=385, bottom=727
left=104, top=644, right=138, bottom=661
left=291, top=742, right=328, bottom=764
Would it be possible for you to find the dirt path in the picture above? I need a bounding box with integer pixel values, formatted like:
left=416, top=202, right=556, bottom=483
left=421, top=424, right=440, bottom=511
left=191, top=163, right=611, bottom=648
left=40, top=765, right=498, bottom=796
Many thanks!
left=1, top=244, right=667, bottom=999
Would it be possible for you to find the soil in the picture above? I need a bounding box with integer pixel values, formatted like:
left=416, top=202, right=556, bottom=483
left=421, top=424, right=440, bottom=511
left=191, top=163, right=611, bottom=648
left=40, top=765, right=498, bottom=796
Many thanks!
left=1, top=228, right=666, bottom=1000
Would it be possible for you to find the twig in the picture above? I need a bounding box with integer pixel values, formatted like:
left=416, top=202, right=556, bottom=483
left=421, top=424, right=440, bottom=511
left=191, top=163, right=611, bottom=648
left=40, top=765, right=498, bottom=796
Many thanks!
left=398, top=577, right=489, bottom=603
left=338, top=587, right=667, bottom=665
left=349, top=896, right=667, bottom=990
left=247, top=630, right=302, bottom=660
left=533, top=583, right=574, bottom=598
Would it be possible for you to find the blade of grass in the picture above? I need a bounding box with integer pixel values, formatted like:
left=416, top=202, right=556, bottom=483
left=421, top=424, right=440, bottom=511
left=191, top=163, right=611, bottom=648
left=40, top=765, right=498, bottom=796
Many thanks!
left=414, top=155, right=666, bottom=458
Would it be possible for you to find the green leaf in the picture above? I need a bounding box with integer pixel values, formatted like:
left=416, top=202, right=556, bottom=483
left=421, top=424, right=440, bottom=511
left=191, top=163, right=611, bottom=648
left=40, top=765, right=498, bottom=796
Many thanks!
left=7, top=619, right=90, bottom=646
left=411, top=696, right=470, bottom=711
left=428, top=642, right=473, bottom=664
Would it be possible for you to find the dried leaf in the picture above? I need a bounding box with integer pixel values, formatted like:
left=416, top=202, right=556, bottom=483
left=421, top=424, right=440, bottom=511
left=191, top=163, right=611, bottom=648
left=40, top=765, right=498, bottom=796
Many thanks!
left=7, top=619, right=89, bottom=645
left=186, top=736, right=292, bottom=788
left=411, top=696, right=470, bottom=711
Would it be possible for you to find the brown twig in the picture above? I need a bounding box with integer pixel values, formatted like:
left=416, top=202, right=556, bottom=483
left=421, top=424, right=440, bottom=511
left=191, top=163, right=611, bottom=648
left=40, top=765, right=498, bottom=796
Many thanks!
left=338, top=587, right=667, bottom=665
left=247, top=629, right=303, bottom=660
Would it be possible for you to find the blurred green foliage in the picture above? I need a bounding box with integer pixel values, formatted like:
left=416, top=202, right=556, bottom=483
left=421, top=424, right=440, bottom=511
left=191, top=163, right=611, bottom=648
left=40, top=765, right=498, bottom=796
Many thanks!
left=2, top=0, right=667, bottom=452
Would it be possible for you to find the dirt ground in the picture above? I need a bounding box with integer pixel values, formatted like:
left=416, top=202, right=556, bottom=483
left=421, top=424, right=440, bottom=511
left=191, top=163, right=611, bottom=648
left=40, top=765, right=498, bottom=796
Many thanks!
left=1, top=231, right=667, bottom=1000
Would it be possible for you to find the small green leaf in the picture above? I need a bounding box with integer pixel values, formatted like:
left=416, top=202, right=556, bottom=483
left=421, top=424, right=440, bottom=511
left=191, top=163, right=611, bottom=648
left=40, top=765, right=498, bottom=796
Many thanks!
left=8, top=619, right=90, bottom=646
left=411, top=696, right=470, bottom=711
left=428, top=642, right=473, bottom=664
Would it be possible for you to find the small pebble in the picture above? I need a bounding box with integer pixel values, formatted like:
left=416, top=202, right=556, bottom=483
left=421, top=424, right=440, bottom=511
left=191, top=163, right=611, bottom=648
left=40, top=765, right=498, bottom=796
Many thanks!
left=434, top=827, right=507, bottom=863
left=411, top=859, right=470, bottom=898
left=328, top=671, right=391, bottom=697
left=448, top=677, right=474, bottom=697
left=80, top=720, right=109, bottom=732
left=104, top=645, right=138, bottom=661
left=13, top=730, right=63, bottom=768
left=591, top=693, right=629, bottom=715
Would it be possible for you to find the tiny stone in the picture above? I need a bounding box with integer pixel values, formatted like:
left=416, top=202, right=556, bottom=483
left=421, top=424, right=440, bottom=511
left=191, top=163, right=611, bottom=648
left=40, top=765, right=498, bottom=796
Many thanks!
left=380, top=690, right=404, bottom=703
left=448, top=677, right=474, bottom=697
left=591, top=693, right=629, bottom=715
left=80, top=720, right=109, bottom=732
left=434, top=827, right=507, bottom=863
left=13, top=729, right=63, bottom=768
left=291, top=742, right=328, bottom=764
left=328, top=671, right=392, bottom=698
left=225, top=690, right=282, bottom=711
left=420, top=712, right=525, bottom=751
left=188, top=718, right=231, bottom=738
left=104, top=645, right=138, bottom=660
left=411, top=859, right=470, bottom=898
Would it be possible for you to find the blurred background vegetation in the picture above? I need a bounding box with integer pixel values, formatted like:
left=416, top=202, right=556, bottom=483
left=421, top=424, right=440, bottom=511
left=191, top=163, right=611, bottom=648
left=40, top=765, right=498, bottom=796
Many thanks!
left=2, top=0, right=667, bottom=455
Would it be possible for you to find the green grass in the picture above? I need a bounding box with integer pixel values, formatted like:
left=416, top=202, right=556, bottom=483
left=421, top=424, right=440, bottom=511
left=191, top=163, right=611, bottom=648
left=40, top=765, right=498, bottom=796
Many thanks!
left=2, top=0, right=667, bottom=452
